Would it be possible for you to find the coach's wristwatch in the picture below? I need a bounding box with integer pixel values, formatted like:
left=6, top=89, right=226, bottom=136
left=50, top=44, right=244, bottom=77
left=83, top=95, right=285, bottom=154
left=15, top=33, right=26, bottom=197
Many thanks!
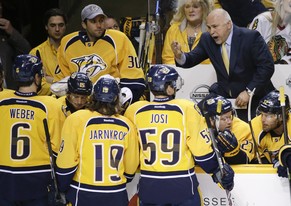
left=246, top=87, right=252, bottom=96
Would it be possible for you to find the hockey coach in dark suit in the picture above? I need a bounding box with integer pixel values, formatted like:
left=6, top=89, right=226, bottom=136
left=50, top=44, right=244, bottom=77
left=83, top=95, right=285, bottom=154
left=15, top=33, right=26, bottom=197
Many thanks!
left=171, top=8, right=275, bottom=121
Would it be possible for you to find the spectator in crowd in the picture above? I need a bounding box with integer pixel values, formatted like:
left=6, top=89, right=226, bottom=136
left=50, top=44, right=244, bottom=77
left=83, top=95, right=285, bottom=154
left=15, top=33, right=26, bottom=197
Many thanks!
left=201, top=95, right=255, bottom=164
left=57, top=72, right=92, bottom=117
left=213, top=0, right=267, bottom=27
left=162, top=0, right=212, bottom=64
left=30, top=8, right=67, bottom=95
left=104, top=15, right=120, bottom=30
left=124, top=64, right=234, bottom=206
left=0, top=54, right=65, bottom=205
left=0, top=1, right=31, bottom=90
left=55, top=4, right=145, bottom=103
left=105, top=15, right=141, bottom=57
left=172, top=8, right=275, bottom=122
left=249, top=0, right=291, bottom=64
left=251, top=90, right=291, bottom=178
left=56, top=74, right=139, bottom=206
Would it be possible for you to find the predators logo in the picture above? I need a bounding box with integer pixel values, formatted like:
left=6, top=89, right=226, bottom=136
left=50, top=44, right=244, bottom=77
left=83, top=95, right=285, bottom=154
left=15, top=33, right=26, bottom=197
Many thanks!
left=267, top=35, right=288, bottom=63
left=71, top=54, right=107, bottom=78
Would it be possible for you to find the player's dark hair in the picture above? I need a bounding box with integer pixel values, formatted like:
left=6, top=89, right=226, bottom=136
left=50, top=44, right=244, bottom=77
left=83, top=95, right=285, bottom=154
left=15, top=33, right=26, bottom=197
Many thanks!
left=87, top=96, right=122, bottom=116
left=43, top=8, right=67, bottom=26
left=16, top=79, right=35, bottom=88
left=150, top=82, right=171, bottom=96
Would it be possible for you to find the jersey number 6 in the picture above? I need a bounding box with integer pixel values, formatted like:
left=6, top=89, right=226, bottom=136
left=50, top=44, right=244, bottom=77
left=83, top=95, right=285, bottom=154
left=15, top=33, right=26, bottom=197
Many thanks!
left=11, top=123, right=31, bottom=160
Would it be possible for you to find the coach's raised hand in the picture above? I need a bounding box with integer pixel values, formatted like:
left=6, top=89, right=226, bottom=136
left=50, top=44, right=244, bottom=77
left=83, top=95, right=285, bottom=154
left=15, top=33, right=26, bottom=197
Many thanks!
left=171, top=41, right=183, bottom=60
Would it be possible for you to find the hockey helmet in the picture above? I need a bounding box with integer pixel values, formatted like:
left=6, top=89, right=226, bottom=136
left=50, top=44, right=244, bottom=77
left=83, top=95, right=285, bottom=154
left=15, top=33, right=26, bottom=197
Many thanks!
left=257, top=90, right=290, bottom=114
left=203, top=95, right=234, bottom=117
left=93, top=74, right=120, bottom=103
left=146, top=64, right=183, bottom=93
left=67, top=72, right=92, bottom=95
left=13, top=54, right=43, bottom=82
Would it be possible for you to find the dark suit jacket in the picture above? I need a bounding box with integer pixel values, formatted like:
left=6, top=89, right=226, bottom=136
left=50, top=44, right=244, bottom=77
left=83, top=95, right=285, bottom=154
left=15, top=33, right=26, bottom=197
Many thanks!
left=176, top=25, right=275, bottom=99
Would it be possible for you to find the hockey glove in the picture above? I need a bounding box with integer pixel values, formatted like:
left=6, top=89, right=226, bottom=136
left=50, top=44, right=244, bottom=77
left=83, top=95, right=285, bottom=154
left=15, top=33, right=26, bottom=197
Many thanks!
left=212, top=163, right=234, bottom=191
left=119, top=87, right=133, bottom=111
left=216, top=130, right=239, bottom=155
left=273, top=159, right=288, bottom=178
left=48, top=184, right=67, bottom=206
left=278, top=144, right=291, bottom=170
left=50, top=76, right=69, bottom=97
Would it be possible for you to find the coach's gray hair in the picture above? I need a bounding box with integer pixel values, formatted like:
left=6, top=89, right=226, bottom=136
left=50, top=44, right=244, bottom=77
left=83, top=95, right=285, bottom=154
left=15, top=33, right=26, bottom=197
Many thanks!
left=208, top=8, right=232, bottom=24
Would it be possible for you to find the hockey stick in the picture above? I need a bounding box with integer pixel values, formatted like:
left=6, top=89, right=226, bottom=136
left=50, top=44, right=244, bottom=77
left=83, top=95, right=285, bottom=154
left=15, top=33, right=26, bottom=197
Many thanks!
left=154, top=0, right=162, bottom=64
left=43, top=119, right=65, bottom=205
left=139, top=0, right=152, bottom=70
left=279, top=86, right=291, bottom=192
left=138, top=22, right=146, bottom=61
left=247, top=88, right=262, bottom=164
left=140, top=0, right=162, bottom=70
left=204, top=99, right=234, bottom=206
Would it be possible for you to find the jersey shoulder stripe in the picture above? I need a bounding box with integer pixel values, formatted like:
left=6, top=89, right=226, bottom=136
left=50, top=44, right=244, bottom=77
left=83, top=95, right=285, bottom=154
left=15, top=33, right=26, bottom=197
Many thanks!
left=87, top=116, right=130, bottom=130
left=137, top=103, right=183, bottom=114
left=66, top=35, right=81, bottom=51
left=102, top=35, right=115, bottom=49
left=62, top=31, right=82, bottom=51
left=0, top=97, right=47, bottom=112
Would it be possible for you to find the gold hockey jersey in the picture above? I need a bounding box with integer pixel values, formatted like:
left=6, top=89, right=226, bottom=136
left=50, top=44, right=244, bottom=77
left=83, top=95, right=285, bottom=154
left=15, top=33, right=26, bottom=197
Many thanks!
left=124, top=98, right=219, bottom=204
left=251, top=114, right=291, bottom=163
left=56, top=109, right=139, bottom=203
left=55, top=29, right=145, bottom=99
left=0, top=90, right=65, bottom=200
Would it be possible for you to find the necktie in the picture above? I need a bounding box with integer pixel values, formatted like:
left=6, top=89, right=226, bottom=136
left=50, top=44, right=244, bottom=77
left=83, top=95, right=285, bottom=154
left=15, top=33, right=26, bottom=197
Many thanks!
left=221, top=42, right=229, bottom=74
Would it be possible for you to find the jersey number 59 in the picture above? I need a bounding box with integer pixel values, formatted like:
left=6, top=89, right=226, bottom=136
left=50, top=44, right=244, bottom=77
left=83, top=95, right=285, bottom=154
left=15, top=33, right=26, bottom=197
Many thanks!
left=139, top=128, right=181, bottom=166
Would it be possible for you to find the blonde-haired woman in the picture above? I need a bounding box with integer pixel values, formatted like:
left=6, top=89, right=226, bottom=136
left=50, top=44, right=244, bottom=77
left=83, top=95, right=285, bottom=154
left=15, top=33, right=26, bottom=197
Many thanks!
left=162, top=0, right=212, bottom=64
left=248, top=0, right=291, bottom=64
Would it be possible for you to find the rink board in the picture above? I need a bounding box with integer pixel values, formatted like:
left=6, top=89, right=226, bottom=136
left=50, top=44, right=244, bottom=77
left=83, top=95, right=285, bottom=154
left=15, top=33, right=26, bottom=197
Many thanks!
left=127, top=165, right=291, bottom=206
left=172, top=64, right=291, bottom=104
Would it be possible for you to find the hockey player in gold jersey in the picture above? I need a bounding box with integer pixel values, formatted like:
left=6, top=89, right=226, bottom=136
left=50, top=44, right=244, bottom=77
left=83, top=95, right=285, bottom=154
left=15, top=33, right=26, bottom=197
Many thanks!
left=56, top=74, right=139, bottom=206
left=55, top=4, right=145, bottom=102
left=57, top=72, right=92, bottom=117
left=251, top=90, right=291, bottom=177
left=29, top=8, right=67, bottom=95
left=0, top=55, right=65, bottom=205
left=201, top=95, right=255, bottom=164
left=124, top=64, right=234, bottom=206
